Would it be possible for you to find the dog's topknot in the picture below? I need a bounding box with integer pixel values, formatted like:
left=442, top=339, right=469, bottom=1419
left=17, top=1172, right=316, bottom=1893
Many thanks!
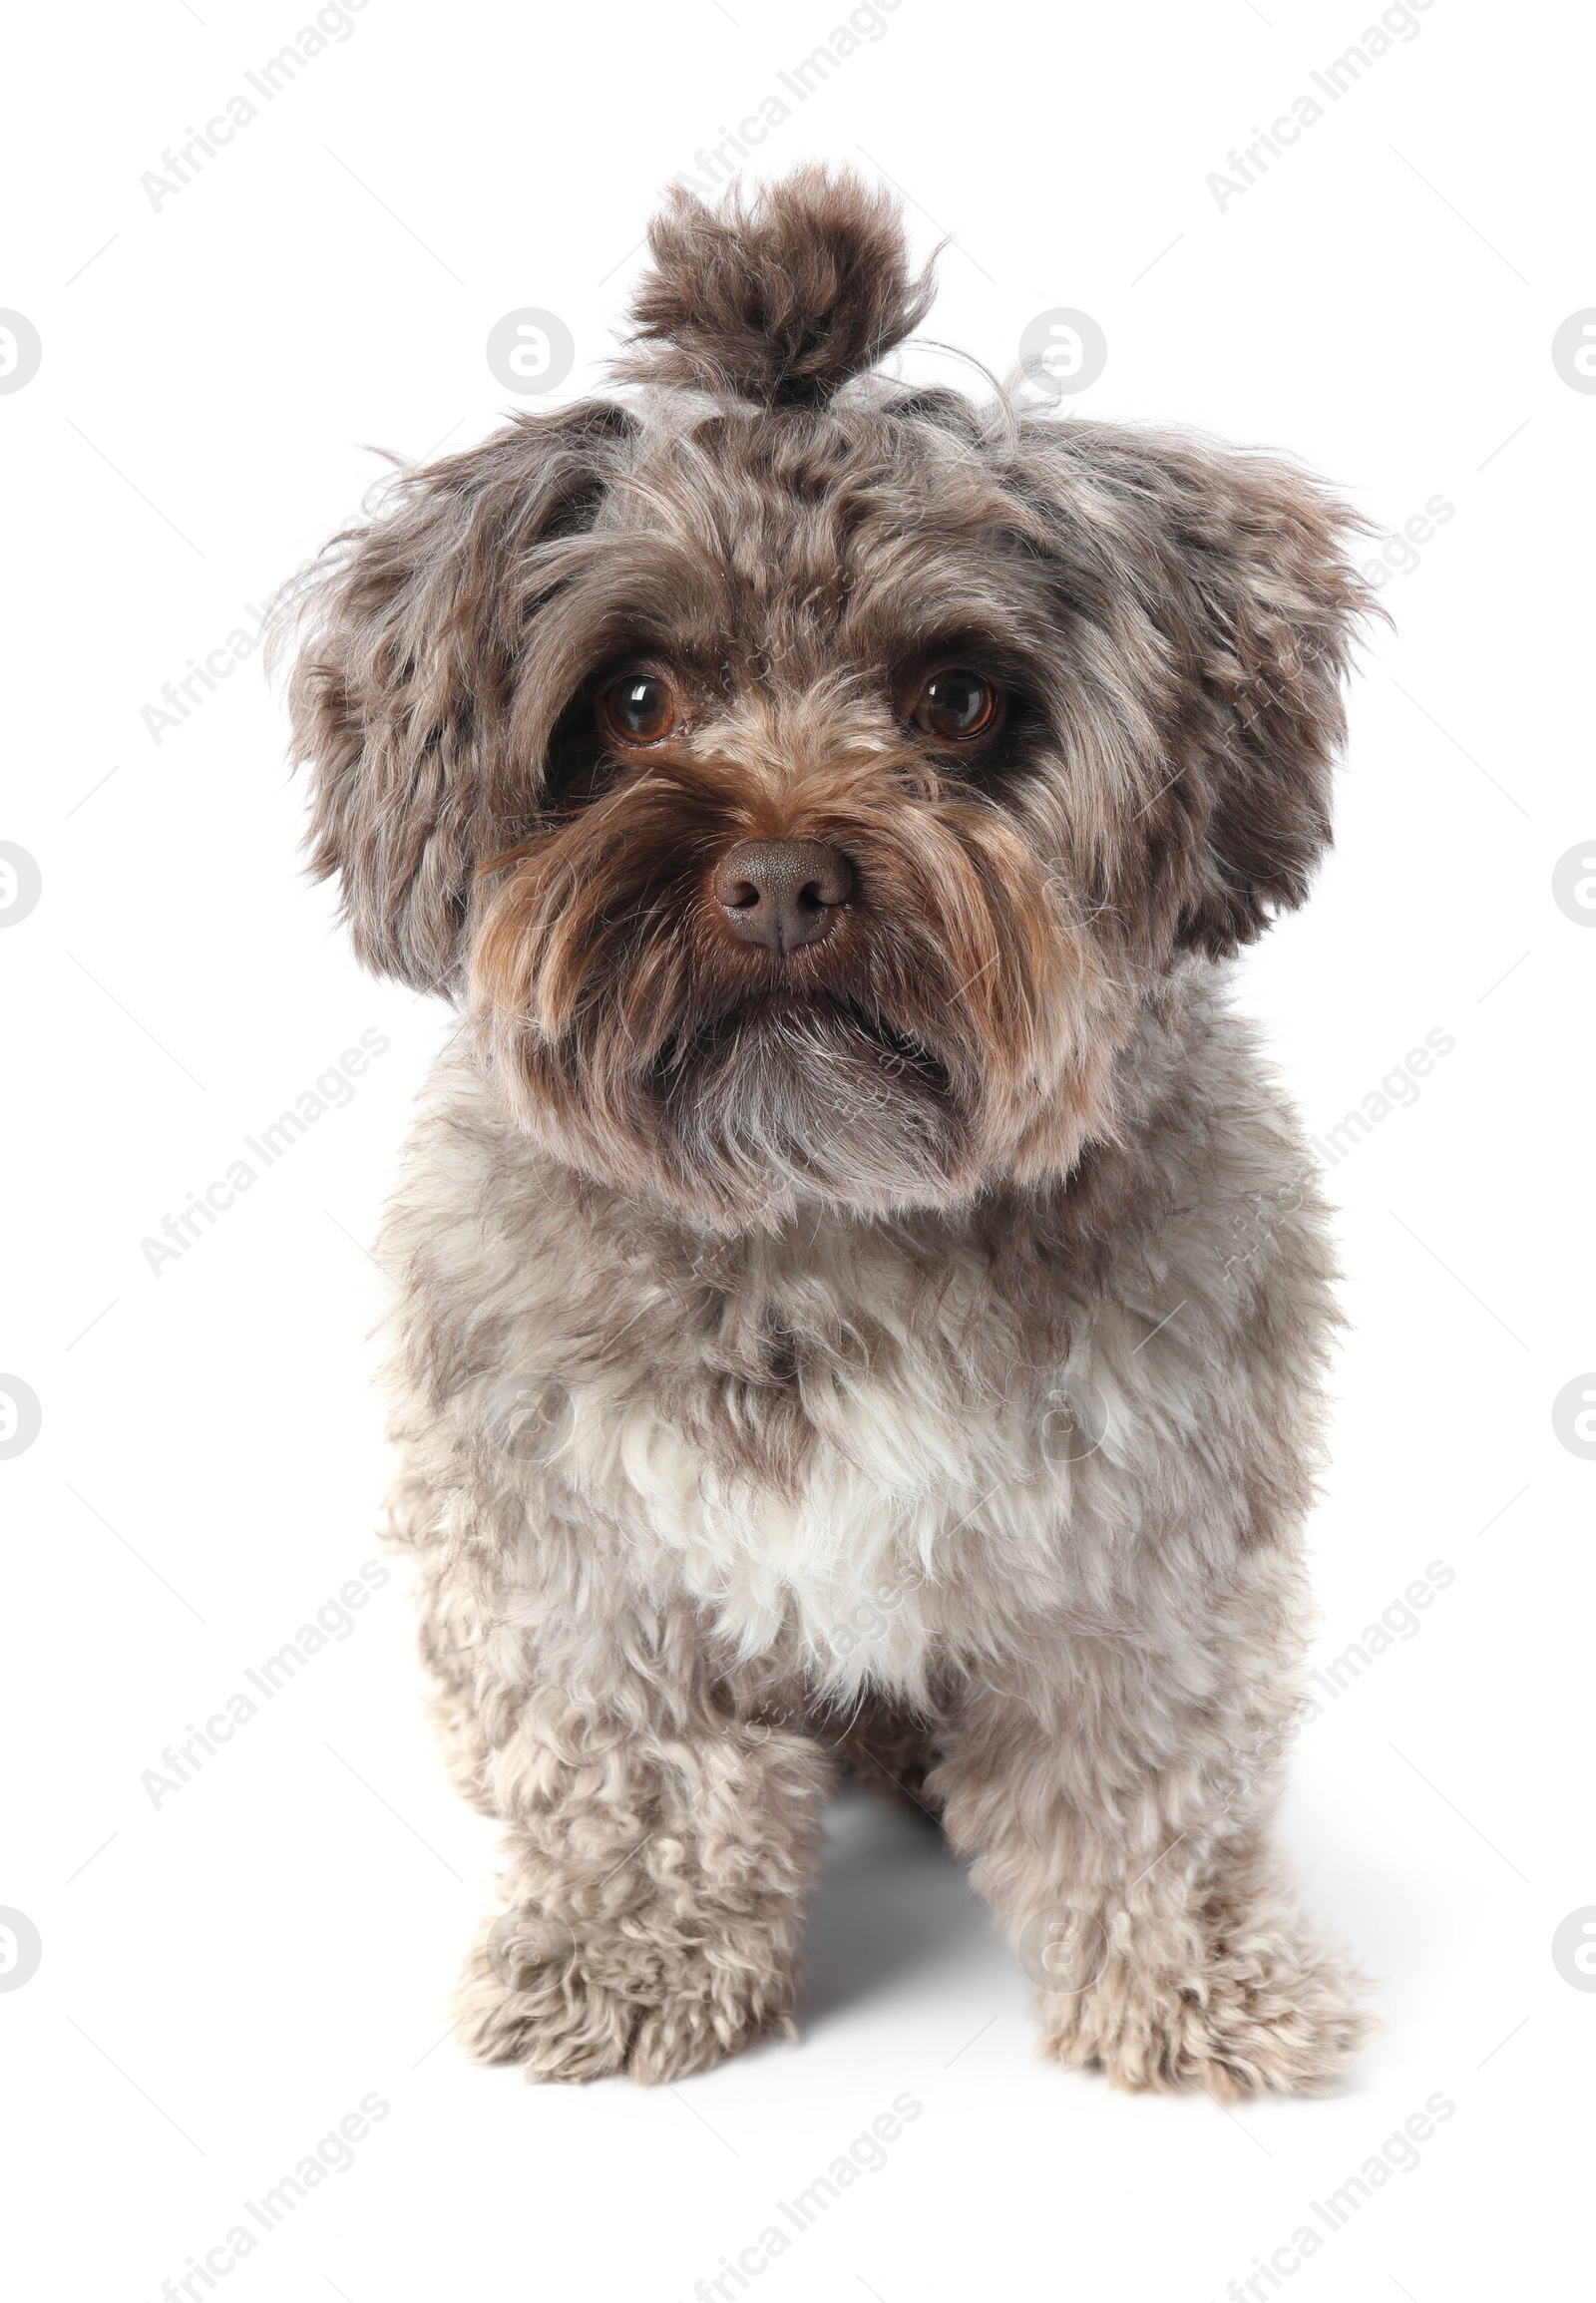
left=611, top=167, right=938, bottom=407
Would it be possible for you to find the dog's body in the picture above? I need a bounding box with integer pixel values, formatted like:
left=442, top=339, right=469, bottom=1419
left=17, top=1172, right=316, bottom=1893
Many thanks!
left=281, top=170, right=1377, bottom=2094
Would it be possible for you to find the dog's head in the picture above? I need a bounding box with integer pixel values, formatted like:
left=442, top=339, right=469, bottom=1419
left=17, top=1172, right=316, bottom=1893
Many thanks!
left=280, top=168, right=1375, bottom=1230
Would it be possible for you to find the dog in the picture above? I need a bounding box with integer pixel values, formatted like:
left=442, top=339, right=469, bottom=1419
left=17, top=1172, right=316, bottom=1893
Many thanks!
left=277, top=167, right=1379, bottom=2095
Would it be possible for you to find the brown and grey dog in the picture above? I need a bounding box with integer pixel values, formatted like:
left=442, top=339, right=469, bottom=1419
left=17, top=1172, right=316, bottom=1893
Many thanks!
left=278, top=168, right=1380, bottom=2094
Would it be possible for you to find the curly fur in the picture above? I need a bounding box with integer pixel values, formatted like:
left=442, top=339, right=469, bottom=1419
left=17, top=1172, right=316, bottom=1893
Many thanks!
left=277, top=168, right=1381, bottom=2093
left=612, top=165, right=938, bottom=406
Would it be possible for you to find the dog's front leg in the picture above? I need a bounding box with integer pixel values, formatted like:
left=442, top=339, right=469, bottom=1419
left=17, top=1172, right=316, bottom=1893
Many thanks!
left=934, top=1634, right=1374, bottom=2098
left=451, top=1677, right=833, bottom=2084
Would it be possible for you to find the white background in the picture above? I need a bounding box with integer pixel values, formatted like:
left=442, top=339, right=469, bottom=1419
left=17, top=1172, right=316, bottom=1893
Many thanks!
left=2, top=0, right=1590, bottom=2296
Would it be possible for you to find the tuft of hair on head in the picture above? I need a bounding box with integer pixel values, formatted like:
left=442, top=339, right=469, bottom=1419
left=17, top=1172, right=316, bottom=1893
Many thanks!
left=609, top=165, right=939, bottom=408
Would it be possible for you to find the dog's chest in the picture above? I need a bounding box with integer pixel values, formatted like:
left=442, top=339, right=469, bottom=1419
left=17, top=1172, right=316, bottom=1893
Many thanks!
left=537, top=1225, right=1056, bottom=1696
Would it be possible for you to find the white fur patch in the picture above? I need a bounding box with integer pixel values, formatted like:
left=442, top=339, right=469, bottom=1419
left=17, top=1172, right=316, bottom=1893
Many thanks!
left=548, top=1364, right=1032, bottom=1699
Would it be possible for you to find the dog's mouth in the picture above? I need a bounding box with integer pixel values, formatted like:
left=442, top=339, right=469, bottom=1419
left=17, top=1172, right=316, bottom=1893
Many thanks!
left=649, top=990, right=954, bottom=1103
left=468, top=849, right=1051, bottom=1219
left=617, top=982, right=972, bottom=1221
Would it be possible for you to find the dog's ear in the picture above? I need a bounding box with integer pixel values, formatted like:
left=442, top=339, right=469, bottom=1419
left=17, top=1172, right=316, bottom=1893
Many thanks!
left=274, top=402, right=633, bottom=992
left=1017, top=422, right=1381, bottom=960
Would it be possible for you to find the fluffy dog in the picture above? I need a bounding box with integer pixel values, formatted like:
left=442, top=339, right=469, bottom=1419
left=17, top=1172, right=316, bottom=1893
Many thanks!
left=279, top=167, right=1378, bottom=2094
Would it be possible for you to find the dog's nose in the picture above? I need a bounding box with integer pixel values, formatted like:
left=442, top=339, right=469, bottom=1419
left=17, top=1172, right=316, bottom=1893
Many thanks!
left=711, top=839, right=853, bottom=953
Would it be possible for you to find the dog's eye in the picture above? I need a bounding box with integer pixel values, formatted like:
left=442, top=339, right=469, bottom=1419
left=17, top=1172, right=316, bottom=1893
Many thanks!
left=910, top=669, right=999, bottom=742
left=598, top=672, right=677, bottom=747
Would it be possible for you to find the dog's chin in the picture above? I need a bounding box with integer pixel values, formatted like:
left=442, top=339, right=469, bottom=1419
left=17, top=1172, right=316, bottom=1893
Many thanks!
left=645, top=995, right=977, bottom=1229
left=488, top=990, right=990, bottom=1232
left=669, top=989, right=954, bottom=1102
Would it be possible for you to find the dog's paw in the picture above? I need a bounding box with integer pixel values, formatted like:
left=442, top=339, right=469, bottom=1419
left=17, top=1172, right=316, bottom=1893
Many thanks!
left=453, top=1906, right=793, bottom=2084
left=1038, top=1922, right=1377, bottom=2099
left=453, top=1912, right=629, bottom=2081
